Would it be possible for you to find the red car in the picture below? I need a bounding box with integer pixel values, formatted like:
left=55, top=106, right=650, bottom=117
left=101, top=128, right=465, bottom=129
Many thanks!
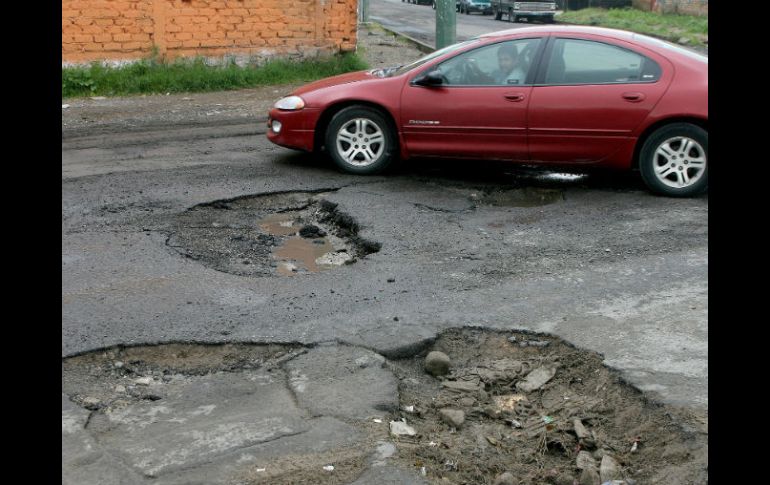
left=267, top=26, right=708, bottom=197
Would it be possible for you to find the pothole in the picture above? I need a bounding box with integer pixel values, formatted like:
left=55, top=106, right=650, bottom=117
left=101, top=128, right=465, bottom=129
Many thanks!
left=389, top=328, right=707, bottom=485
left=471, top=187, right=564, bottom=207
left=62, top=329, right=706, bottom=484
left=165, top=191, right=381, bottom=277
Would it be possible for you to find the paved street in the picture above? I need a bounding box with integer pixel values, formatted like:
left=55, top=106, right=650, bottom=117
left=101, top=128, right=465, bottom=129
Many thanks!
left=62, top=22, right=708, bottom=485
left=62, top=101, right=708, bottom=410
left=370, top=0, right=545, bottom=47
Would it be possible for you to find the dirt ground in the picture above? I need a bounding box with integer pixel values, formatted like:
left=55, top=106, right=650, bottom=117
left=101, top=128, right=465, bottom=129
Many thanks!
left=388, top=328, right=708, bottom=485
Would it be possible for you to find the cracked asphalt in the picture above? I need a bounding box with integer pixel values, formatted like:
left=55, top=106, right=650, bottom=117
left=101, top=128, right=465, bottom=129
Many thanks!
left=62, top=113, right=708, bottom=408
left=62, top=23, right=707, bottom=485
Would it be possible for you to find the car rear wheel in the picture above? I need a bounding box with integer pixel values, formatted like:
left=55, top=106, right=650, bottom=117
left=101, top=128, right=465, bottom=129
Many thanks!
left=325, top=106, right=397, bottom=175
left=639, top=123, right=708, bottom=197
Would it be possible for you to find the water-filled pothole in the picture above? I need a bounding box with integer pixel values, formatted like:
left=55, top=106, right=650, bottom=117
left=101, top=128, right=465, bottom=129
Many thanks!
left=165, top=192, right=381, bottom=277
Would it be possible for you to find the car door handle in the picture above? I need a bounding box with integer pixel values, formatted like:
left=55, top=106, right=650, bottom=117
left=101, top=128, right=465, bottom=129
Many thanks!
left=503, top=93, right=526, bottom=102
left=622, top=92, right=646, bottom=102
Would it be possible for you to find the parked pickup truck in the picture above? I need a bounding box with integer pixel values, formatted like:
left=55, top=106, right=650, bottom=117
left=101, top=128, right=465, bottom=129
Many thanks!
left=492, top=1, right=557, bottom=23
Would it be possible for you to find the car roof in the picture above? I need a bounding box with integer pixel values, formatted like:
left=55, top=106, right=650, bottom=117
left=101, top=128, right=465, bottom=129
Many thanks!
left=478, top=25, right=638, bottom=41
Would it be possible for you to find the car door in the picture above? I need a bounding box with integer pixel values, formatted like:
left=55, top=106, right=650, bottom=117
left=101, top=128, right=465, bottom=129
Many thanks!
left=400, top=38, right=544, bottom=160
left=527, top=35, right=673, bottom=164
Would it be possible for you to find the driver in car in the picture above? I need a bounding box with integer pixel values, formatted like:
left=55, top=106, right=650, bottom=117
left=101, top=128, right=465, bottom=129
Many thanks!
left=466, top=43, right=526, bottom=85
left=490, top=44, right=526, bottom=85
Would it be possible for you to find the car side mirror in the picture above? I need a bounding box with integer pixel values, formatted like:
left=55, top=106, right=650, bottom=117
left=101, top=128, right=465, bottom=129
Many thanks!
left=413, top=70, right=444, bottom=87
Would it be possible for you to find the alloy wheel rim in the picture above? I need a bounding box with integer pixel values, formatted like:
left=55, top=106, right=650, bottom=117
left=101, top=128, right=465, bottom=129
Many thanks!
left=652, top=136, right=706, bottom=189
left=336, top=118, right=385, bottom=167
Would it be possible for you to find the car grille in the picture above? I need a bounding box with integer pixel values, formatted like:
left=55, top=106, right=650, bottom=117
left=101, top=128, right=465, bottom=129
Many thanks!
left=521, top=2, right=553, bottom=11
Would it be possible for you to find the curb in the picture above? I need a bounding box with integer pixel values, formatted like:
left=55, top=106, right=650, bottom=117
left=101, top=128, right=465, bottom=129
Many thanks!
left=361, top=21, right=436, bottom=54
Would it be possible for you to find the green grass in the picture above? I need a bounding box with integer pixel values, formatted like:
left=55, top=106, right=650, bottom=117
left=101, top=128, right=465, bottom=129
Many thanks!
left=62, top=52, right=369, bottom=98
left=558, top=7, right=708, bottom=48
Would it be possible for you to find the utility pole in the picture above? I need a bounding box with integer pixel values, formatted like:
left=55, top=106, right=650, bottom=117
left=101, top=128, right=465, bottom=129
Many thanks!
left=435, top=0, right=456, bottom=50
left=360, top=0, right=370, bottom=22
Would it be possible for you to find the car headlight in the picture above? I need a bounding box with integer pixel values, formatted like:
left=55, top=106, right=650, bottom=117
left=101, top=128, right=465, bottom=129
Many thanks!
left=274, top=95, right=305, bottom=111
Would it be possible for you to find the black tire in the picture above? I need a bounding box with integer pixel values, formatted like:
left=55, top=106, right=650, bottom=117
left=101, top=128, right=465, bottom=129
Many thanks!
left=639, top=123, right=708, bottom=197
left=494, top=8, right=502, bottom=20
left=325, top=106, right=398, bottom=175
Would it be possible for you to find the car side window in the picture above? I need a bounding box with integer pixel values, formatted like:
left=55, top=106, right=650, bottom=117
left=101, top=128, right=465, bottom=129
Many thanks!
left=544, top=38, right=661, bottom=86
left=435, top=38, right=542, bottom=86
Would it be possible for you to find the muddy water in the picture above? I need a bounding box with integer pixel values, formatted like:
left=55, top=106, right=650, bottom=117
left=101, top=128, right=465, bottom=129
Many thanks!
left=274, top=237, right=336, bottom=276
left=258, top=213, right=301, bottom=236
left=259, top=212, right=340, bottom=276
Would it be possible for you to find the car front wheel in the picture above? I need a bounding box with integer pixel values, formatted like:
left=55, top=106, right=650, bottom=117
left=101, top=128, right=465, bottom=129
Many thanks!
left=639, top=123, right=708, bottom=197
left=325, top=106, right=397, bottom=175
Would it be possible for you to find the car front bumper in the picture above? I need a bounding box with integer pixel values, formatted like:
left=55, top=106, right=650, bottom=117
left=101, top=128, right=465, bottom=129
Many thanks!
left=514, top=10, right=555, bottom=16
left=266, top=107, right=321, bottom=152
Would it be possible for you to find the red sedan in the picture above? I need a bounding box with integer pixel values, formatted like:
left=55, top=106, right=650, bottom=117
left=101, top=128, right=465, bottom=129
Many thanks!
left=267, top=26, right=708, bottom=197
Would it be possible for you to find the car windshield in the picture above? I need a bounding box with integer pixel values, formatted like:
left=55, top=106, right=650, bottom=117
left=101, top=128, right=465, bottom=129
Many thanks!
left=376, top=39, right=480, bottom=78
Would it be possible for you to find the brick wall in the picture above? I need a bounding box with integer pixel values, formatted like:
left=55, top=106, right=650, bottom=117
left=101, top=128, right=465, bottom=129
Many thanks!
left=62, top=0, right=358, bottom=64
left=632, top=0, right=708, bottom=16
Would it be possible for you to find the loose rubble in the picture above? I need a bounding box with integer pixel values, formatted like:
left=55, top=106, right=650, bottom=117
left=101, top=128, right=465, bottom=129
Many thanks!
left=424, top=351, right=451, bottom=376
left=385, top=328, right=708, bottom=484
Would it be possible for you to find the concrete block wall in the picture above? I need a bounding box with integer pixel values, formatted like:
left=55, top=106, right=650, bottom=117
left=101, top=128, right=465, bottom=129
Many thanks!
left=62, top=0, right=358, bottom=64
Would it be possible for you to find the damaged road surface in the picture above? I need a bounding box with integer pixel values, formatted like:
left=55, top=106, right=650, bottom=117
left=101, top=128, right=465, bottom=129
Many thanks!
left=63, top=80, right=707, bottom=483
left=62, top=330, right=706, bottom=484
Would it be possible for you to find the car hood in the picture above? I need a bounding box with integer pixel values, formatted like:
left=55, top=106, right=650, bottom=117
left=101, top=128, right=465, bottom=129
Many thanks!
left=293, top=70, right=376, bottom=96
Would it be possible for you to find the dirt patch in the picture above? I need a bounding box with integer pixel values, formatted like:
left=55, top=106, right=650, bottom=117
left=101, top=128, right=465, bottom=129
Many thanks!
left=164, top=191, right=381, bottom=277
left=386, top=328, right=708, bottom=485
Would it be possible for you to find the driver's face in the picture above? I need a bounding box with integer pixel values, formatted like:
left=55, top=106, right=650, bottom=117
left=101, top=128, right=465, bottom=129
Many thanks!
left=497, top=53, right=516, bottom=73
